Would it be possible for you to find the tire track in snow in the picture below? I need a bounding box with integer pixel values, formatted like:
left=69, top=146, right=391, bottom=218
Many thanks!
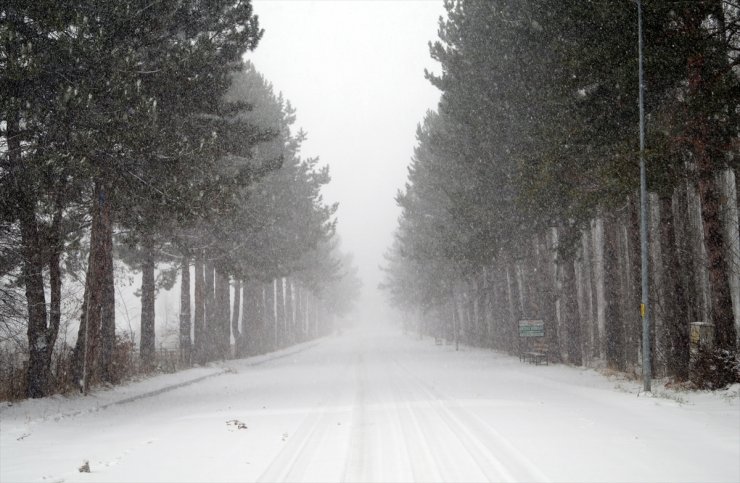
left=342, top=353, right=370, bottom=481
left=392, top=360, right=510, bottom=482
left=389, top=382, right=442, bottom=480
left=404, top=390, right=488, bottom=481
left=343, top=347, right=413, bottom=482
left=256, top=359, right=354, bottom=482
left=345, top=339, right=501, bottom=482
left=393, top=357, right=550, bottom=483
left=255, top=403, right=337, bottom=482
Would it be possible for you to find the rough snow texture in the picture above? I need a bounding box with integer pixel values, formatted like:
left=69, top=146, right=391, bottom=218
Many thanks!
left=1, top=326, right=738, bottom=482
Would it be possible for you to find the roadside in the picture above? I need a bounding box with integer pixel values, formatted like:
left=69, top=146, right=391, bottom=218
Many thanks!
left=0, top=338, right=321, bottom=432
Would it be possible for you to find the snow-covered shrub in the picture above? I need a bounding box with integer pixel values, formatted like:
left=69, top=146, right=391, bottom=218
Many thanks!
left=108, top=334, right=138, bottom=384
left=0, top=346, right=26, bottom=401
left=690, top=347, right=740, bottom=390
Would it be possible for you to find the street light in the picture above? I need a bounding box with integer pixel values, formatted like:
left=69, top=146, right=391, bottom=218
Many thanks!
left=637, top=0, right=651, bottom=392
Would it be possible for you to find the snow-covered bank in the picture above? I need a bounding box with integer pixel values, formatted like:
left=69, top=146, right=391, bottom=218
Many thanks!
left=1, top=327, right=737, bottom=482
left=0, top=338, right=321, bottom=431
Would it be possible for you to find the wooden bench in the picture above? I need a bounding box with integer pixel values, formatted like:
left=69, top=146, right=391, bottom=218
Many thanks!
left=522, top=338, right=549, bottom=365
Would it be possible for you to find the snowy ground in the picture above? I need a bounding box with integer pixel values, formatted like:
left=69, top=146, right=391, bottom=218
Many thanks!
left=2, top=325, right=738, bottom=483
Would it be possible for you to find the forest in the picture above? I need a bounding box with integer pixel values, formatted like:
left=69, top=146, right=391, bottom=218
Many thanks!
left=0, top=0, right=361, bottom=400
left=382, top=0, right=739, bottom=388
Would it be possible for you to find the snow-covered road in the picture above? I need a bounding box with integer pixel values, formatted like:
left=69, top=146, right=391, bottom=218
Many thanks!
left=2, top=325, right=738, bottom=482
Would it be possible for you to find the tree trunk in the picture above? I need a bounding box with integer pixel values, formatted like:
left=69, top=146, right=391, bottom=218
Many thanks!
left=492, top=265, right=509, bottom=352
left=241, top=281, right=251, bottom=354
left=562, top=253, right=582, bottom=365
left=180, top=256, right=192, bottom=365
left=264, top=281, right=276, bottom=351
left=99, top=184, right=115, bottom=384
left=505, top=259, right=520, bottom=354
left=317, top=296, right=323, bottom=337
left=140, top=240, right=156, bottom=371
left=81, top=180, right=110, bottom=392
left=469, top=285, right=477, bottom=345
left=578, top=229, right=595, bottom=365
left=19, top=202, right=49, bottom=398
left=193, top=252, right=205, bottom=364
left=285, top=279, right=294, bottom=345
left=240, top=281, right=249, bottom=355
left=452, top=290, right=460, bottom=351
left=304, top=292, right=312, bottom=340
left=591, top=219, right=606, bottom=360
left=46, top=199, right=64, bottom=383
left=253, top=282, right=265, bottom=353
left=660, top=195, right=690, bottom=380
left=214, top=266, right=230, bottom=359
left=71, top=277, right=89, bottom=389
left=275, top=278, right=285, bottom=348
left=204, top=258, right=215, bottom=361
left=303, top=288, right=310, bottom=341
left=718, top=169, right=740, bottom=350
left=308, top=292, right=318, bottom=339
left=626, top=197, right=642, bottom=368
left=475, top=273, right=487, bottom=346
left=241, top=280, right=260, bottom=354
left=294, top=283, right=304, bottom=343
left=604, top=213, right=626, bottom=371
left=8, top=111, right=50, bottom=398
left=648, top=194, right=663, bottom=375
left=482, top=268, right=493, bottom=348
left=534, top=234, right=561, bottom=362
left=697, top=167, right=736, bottom=352
left=685, top=9, right=737, bottom=353
left=241, top=281, right=252, bottom=354
left=675, top=181, right=700, bottom=323
left=232, top=278, right=241, bottom=357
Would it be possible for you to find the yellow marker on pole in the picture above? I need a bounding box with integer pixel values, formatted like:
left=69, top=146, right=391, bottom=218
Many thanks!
left=640, top=304, right=645, bottom=318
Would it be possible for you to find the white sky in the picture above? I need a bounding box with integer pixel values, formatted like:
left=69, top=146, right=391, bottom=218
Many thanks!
left=247, top=0, right=444, bottom=318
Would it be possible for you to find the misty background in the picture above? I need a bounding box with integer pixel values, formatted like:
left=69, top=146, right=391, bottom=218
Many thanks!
left=250, top=0, right=444, bottom=320
left=136, top=0, right=445, bottom=336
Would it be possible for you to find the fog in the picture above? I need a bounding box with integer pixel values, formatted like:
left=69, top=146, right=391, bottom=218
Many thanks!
left=248, top=0, right=444, bottom=323
left=2, top=1, right=740, bottom=481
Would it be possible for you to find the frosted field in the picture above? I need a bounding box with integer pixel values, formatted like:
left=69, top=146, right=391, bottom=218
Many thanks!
left=2, top=324, right=738, bottom=483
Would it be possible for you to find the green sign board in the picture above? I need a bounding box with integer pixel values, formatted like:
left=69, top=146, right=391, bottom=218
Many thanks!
left=519, top=319, right=545, bottom=337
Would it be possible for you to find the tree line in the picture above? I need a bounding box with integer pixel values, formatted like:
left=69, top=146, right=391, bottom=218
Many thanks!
left=383, top=0, right=739, bottom=386
left=0, top=1, right=361, bottom=399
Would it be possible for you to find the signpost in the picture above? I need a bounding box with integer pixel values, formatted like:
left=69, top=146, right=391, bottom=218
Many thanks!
left=519, top=319, right=545, bottom=338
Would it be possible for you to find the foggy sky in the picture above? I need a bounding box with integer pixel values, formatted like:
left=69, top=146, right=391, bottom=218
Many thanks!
left=248, top=0, right=444, bottom=320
